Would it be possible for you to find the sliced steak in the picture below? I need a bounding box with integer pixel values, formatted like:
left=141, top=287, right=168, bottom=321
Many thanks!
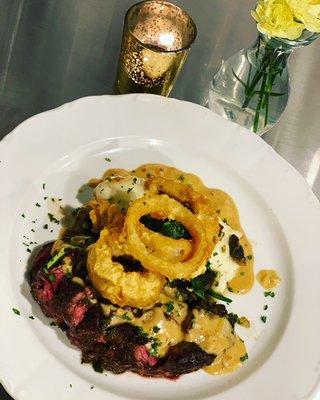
left=29, top=242, right=53, bottom=282
left=161, top=341, right=215, bottom=376
left=29, top=244, right=217, bottom=379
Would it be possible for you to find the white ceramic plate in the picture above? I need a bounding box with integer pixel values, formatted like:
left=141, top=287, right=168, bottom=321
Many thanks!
left=1, top=94, right=320, bottom=400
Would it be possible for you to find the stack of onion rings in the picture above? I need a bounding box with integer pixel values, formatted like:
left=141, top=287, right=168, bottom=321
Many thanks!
left=87, top=168, right=221, bottom=307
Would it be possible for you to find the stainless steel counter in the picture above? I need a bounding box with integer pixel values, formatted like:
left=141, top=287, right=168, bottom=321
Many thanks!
left=1, top=1, right=319, bottom=399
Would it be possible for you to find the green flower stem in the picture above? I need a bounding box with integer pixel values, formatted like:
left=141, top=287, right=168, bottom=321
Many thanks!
left=253, top=71, right=267, bottom=133
left=240, top=39, right=288, bottom=132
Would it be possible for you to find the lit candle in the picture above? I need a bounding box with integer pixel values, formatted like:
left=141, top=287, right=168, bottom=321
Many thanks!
left=116, top=1, right=197, bottom=96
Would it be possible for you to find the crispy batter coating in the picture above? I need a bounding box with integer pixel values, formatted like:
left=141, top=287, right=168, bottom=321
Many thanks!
left=87, top=229, right=165, bottom=308
left=124, top=195, right=210, bottom=280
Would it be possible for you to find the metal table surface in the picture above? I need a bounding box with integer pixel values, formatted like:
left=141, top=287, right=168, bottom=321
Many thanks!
left=0, top=1, right=319, bottom=399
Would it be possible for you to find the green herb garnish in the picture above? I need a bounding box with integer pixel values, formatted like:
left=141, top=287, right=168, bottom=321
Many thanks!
left=263, top=305, right=268, bottom=310
left=127, top=187, right=133, bottom=194
left=122, top=312, right=132, bottom=321
left=46, top=247, right=65, bottom=270
left=48, top=274, right=56, bottom=282
left=29, top=315, right=35, bottom=320
left=105, top=157, right=111, bottom=162
left=21, top=213, right=25, bottom=218
left=165, top=301, right=174, bottom=314
left=153, top=326, right=160, bottom=333
left=140, top=215, right=191, bottom=240
left=260, top=315, right=267, bottom=323
left=137, top=326, right=149, bottom=340
left=264, top=291, right=275, bottom=298
left=247, top=255, right=253, bottom=260
left=12, top=308, right=20, bottom=315
left=48, top=213, right=59, bottom=224
left=43, top=224, right=48, bottom=230
left=208, top=290, right=232, bottom=303
left=188, top=270, right=232, bottom=302
left=36, top=202, right=41, bottom=207
left=149, top=337, right=161, bottom=356
left=42, top=183, right=46, bottom=190
left=178, top=174, right=185, bottom=181
left=240, top=353, right=248, bottom=362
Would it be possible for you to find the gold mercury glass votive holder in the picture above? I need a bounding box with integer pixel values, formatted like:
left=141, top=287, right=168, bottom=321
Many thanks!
left=116, top=0, right=197, bottom=96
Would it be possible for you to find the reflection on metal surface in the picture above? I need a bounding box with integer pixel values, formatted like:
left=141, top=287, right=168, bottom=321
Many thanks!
left=306, top=147, right=320, bottom=187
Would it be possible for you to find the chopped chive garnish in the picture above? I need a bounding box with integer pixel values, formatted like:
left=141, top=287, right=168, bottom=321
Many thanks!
left=36, top=202, right=41, bottom=207
left=261, top=315, right=267, bottom=323
left=26, top=248, right=31, bottom=253
left=42, top=183, right=46, bottom=190
left=105, top=157, right=111, bottom=162
left=46, top=247, right=65, bottom=269
left=43, top=224, right=48, bottom=230
left=48, top=213, right=59, bottom=224
left=12, top=308, right=20, bottom=315
left=122, top=312, right=132, bottom=321
left=240, top=353, right=248, bottom=362
left=29, top=315, right=35, bottom=320
left=165, top=301, right=174, bottom=314
left=48, top=274, right=56, bottom=282
left=264, top=291, right=275, bottom=298
left=21, top=213, right=25, bottom=218
left=208, top=290, right=232, bottom=303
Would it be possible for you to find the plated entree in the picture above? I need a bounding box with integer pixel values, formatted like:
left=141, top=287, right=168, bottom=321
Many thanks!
left=30, top=164, right=256, bottom=378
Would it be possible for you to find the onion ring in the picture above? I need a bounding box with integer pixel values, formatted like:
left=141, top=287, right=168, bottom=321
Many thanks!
left=87, top=229, right=165, bottom=308
left=146, top=177, right=219, bottom=250
left=124, top=194, right=210, bottom=280
left=88, top=198, right=192, bottom=262
left=138, top=224, right=192, bottom=263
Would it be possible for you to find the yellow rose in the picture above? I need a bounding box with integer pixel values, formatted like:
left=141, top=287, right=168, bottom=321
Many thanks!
left=288, top=0, right=320, bottom=32
left=251, top=0, right=305, bottom=40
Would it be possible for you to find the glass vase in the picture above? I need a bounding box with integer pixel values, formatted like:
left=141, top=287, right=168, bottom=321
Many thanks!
left=208, top=31, right=319, bottom=135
